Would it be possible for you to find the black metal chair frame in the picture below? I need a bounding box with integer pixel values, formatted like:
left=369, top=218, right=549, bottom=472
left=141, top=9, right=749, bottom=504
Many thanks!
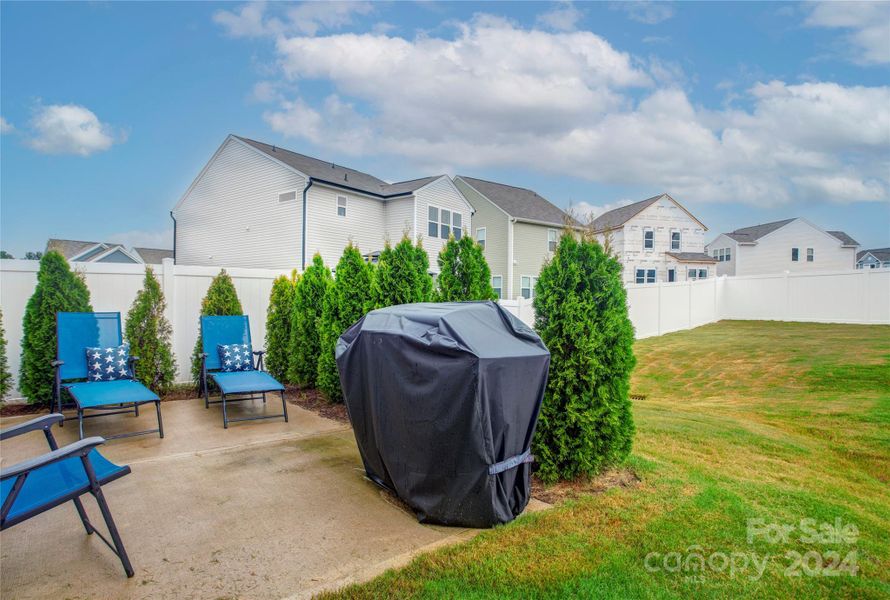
left=200, top=349, right=288, bottom=429
left=1, top=414, right=134, bottom=577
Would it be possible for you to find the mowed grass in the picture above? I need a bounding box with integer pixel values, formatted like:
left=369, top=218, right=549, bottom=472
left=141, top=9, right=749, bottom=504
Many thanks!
left=322, top=321, right=890, bottom=599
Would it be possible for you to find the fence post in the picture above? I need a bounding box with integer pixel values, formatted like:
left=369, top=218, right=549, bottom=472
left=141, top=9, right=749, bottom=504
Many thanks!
left=687, top=280, right=693, bottom=329
left=784, top=271, right=791, bottom=321
left=657, top=282, right=663, bottom=336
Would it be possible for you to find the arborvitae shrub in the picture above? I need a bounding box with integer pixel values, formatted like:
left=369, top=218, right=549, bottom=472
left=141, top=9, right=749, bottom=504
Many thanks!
left=265, top=271, right=297, bottom=382
left=317, top=244, right=374, bottom=401
left=288, top=254, right=332, bottom=387
left=125, top=267, right=176, bottom=394
left=0, top=309, right=12, bottom=399
left=532, top=233, right=636, bottom=483
left=191, top=269, right=243, bottom=387
left=19, top=251, right=92, bottom=405
left=435, top=234, right=497, bottom=302
left=374, top=236, right=433, bottom=308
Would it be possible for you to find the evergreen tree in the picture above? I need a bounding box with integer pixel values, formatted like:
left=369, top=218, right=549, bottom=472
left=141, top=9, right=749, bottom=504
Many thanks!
left=374, top=236, right=433, bottom=308
left=19, top=251, right=92, bottom=405
left=435, top=234, right=497, bottom=302
left=532, top=233, right=636, bottom=483
left=265, top=271, right=297, bottom=382
left=191, top=270, right=243, bottom=387
left=288, top=254, right=332, bottom=387
left=125, top=267, right=176, bottom=394
left=317, top=244, right=375, bottom=401
left=0, top=309, right=12, bottom=399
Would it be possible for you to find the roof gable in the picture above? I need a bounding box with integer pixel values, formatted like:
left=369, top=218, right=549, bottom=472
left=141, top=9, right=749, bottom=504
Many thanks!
left=858, top=248, right=890, bottom=262
left=455, top=176, right=571, bottom=226
left=826, top=230, right=859, bottom=247
left=591, top=193, right=707, bottom=232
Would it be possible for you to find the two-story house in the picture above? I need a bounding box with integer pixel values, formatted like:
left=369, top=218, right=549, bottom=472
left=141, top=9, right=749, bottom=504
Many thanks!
left=453, top=176, right=575, bottom=300
left=856, top=248, right=890, bottom=270
left=706, top=218, right=859, bottom=276
left=172, top=135, right=474, bottom=272
left=590, top=193, right=715, bottom=285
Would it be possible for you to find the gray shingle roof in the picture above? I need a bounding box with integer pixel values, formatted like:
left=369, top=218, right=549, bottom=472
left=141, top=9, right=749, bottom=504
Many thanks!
left=235, top=136, right=441, bottom=198
left=666, top=252, right=718, bottom=263
left=724, top=219, right=795, bottom=243
left=457, top=176, right=573, bottom=227
left=858, top=248, right=890, bottom=261
left=827, top=230, right=859, bottom=247
left=590, top=194, right=663, bottom=231
left=134, top=247, right=174, bottom=264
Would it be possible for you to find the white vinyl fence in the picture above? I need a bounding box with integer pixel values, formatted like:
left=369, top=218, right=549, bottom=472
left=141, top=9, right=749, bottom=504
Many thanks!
left=1, top=258, right=289, bottom=395
left=1, top=258, right=888, bottom=399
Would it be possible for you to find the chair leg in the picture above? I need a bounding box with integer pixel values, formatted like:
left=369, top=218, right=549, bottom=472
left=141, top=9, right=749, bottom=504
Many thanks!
left=155, top=401, right=164, bottom=438
left=281, top=390, right=289, bottom=423
left=72, top=497, right=95, bottom=535
left=91, top=487, right=134, bottom=578
left=78, top=409, right=85, bottom=440
left=204, top=379, right=209, bottom=409
left=222, top=393, right=228, bottom=429
left=134, top=402, right=139, bottom=417
left=262, top=391, right=266, bottom=404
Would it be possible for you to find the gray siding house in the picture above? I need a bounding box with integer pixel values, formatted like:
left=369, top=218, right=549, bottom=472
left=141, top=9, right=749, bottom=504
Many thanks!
left=172, top=135, right=473, bottom=272
left=453, top=176, right=573, bottom=300
left=856, top=248, right=890, bottom=269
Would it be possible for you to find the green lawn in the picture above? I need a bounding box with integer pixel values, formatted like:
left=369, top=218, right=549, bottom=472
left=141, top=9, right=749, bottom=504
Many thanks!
left=321, top=321, right=890, bottom=599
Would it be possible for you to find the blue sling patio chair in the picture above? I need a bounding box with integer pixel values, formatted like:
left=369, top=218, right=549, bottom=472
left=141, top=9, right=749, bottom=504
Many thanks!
left=200, top=315, right=288, bottom=429
left=54, top=312, right=164, bottom=440
left=1, top=414, right=134, bottom=577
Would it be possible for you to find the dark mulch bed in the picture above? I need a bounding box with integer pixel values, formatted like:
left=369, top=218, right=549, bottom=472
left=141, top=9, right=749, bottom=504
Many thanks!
left=284, top=386, right=350, bottom=424
left=530, top=468, right=640, bottom=505
left=0, top=403, right=46, bottom=418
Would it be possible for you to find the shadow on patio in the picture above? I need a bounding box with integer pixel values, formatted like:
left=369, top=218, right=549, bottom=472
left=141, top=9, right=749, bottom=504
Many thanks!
left=0, top=398, right=486, bottom=599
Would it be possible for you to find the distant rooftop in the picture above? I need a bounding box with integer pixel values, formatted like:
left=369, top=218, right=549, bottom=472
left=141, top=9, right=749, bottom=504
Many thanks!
left=46, top=239, right=172, bottom=264
left=722, top=219, right=858, bottom=247
left=456, top=176, right=574, bottom=227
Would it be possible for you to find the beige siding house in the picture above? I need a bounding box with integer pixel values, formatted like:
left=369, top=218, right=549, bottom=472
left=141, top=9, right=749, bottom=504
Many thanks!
left=591, top=194, right=716, bottom=285
left=172, top=135, right=472, bottom=272
left=454, top=176, right=570, bottom=300
left=706, top=218, right=859, bottom=276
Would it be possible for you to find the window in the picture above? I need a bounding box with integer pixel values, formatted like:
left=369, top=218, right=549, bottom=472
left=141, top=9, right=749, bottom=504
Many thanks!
left=476, top=227, right=487, bottom=249
left=491, top=275, right=502, bottom=299
left=636, top=269, right=656, bottom=284
left=791, top=247, right=799, bottom=262
left=643, top=228, right=654, bottom=250
left=670, top=230, right=681, bottom=251
left=718, top=248, right=725, bottom=262
left=428, top=206, right=438, bottom=237
left=520, top=275, right=537, bottom=299
left=427, top=205, right=462, bottom=239
left=725, top=247, right=731, bottom=261
left=647, top=269, right=656, bottom=283
left=807, top=248, right=814, bottom=262
left=548, top=229, right=558, bottom=252
left=688, top=268, right=698, bottom=280
left=278, top=190, right=297, bottom=203
left=712, top=249, right=719, bottom=258
left=668, top=268, right=676, bottom=282
left=337, top=195, right=347, bottom=217
left=698, top=269, right=708, bottom=279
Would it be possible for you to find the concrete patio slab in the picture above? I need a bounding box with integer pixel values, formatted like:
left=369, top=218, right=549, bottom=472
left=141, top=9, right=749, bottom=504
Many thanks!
left=0, top=399, right=548, bottom=599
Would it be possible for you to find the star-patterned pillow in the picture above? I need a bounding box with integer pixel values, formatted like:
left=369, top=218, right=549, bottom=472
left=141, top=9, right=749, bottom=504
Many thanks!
left=217, top=343, right=255, bottom=372
left=85, top=344, right=133, bottom=382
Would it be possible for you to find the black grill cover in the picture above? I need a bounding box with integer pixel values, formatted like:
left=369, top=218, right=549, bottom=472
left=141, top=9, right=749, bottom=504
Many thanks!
left=335, top=301, right=550, bottom=527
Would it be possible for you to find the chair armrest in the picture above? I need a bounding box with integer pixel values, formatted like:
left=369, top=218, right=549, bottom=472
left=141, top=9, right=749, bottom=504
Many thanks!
left=51, top=360, right=64, bottom=368
left=252, top=350, right=265, bottom=356
left=252, top=350, right=266, bottom=371
left=0, top=413, right=64, bottom=441
left=1, top=436, right=105, bottom=480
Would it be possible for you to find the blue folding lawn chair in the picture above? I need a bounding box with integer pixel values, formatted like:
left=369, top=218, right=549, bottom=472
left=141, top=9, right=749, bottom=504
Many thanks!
left=199, top=315, right=288, bottom=429
left=54, top=312, right=164, bottom=440
left=1, top=414, right=134, bottom=577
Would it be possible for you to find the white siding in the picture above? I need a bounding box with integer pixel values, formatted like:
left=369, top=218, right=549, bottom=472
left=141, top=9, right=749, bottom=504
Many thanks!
left=174, top=138, right=305, bottom=269
left=414, top=177, right=473, bottom=272
left=705, top=234, right=738, bottom=276
left=731, top=219, right=857, bottom=276
left=305, top=184, right=387, bottom=268
left=384, top=196, right=415, bottom=244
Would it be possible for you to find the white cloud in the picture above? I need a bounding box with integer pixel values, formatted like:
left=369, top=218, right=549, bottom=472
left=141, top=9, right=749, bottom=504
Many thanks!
left=106, top=228, right=173, bottom=250
left=536, top=2, right=583, bottom=32
left=214, top=1, right=373, bottom=38
left=568, top=199, right=636, bottom=222
left=804, top=1, right=890, bottom=65
left=611, top=1, right=674, bottom=25
left=26, top=104, right=120, bottom=156
left=0, top=117, right=13, bottom=134
left=246, top=14, right=887, bottom=207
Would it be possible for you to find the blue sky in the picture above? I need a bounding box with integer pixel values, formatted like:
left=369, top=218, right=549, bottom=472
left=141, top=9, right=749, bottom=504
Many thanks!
left=1, top=1, right=888, bottom=256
